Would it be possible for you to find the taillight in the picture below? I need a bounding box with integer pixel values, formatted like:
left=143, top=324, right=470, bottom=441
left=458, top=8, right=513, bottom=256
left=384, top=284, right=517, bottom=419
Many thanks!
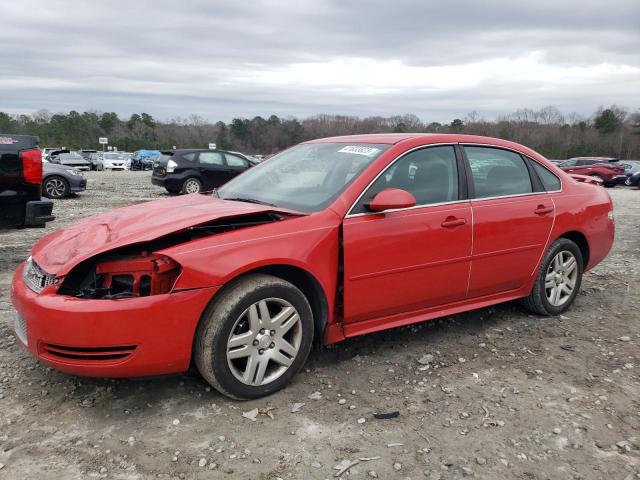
left=166, top=159, right=178, bottom=173
left=21, top=148, right=43, bottom=184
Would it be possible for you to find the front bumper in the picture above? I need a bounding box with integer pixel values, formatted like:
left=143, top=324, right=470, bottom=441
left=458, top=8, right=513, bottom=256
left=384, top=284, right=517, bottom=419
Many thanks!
left=11, top=262, right=219, bottom=378
left=69, top=177, right=87, bottom=193
left=105, top=162, right=126, bottom=170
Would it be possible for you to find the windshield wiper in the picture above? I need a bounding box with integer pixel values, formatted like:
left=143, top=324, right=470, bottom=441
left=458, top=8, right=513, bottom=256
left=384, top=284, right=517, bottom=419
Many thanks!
left=223, top=197, right=277, bottom=207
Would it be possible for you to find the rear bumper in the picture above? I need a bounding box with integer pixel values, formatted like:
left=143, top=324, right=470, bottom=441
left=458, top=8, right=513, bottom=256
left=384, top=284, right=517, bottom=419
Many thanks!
left=152, top=175, right=183, bottom=191
left=151, top=175, right=166, bottom=187
left=11, top=262, right=219, bottom=378
left=24, top=199, right=54, bottom=226
left=612, top=175, right=627, bottom=184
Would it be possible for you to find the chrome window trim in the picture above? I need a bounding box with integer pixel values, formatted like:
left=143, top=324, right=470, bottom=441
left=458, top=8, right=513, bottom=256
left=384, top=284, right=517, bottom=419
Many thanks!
left=461, top=142, right=563, bottom=194
left=468, top=190, right=550, bottom=203
left=345, top=143, right=459, bottom=218
left=346, top=198, right=470, bottom=218
left=345, top=142, right=563, bottom=219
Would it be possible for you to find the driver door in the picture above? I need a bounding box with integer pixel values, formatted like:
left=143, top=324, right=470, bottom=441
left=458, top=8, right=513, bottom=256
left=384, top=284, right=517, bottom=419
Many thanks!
left=342, top=145, right=472, bottom=324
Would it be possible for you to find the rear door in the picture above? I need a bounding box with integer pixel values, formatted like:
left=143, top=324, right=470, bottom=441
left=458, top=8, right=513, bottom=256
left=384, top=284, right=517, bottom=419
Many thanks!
left=196, top=151, right=228, bottom=189
left=464, top=145, right=554, bottom=298
left=224, top=153, right=251, bottom=181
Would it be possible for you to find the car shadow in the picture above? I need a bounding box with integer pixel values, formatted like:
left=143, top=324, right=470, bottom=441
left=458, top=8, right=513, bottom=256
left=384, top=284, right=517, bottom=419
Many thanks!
left=35, top=300, right=539, bottom=415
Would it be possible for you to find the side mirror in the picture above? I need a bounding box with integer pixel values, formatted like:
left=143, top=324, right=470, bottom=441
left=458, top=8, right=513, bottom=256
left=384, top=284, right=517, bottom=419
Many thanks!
left=367, top=188, right=416, bottom=212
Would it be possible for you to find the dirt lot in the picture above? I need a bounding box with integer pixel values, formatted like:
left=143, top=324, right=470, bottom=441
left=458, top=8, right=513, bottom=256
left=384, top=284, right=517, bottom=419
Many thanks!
left=0, top=171, right=639, bottom=480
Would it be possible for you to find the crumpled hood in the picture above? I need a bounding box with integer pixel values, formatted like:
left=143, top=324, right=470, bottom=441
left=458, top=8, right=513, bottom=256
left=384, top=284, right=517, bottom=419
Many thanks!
left=31, top=194, right=294, bottom=276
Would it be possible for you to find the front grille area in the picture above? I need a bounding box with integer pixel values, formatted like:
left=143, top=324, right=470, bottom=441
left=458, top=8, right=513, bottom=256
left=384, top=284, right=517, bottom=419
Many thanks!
left=14, top=311, right=28, bottom=346
left=22, top=257, right=57, bottom=293
left=41, top=343, right=136, bottom=362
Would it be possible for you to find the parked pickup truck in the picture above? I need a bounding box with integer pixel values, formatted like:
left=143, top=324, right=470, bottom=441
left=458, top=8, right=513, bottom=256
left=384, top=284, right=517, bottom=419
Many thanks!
left=0, top=134, right=54, bottom=228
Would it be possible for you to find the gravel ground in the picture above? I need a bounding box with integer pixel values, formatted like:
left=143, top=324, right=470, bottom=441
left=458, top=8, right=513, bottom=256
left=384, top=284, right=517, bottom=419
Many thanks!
left=0, top=171, right=639, bottom=480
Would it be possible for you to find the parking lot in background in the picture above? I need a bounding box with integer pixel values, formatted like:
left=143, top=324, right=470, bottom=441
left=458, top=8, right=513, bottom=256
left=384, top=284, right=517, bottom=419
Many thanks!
left=0, top=171, right=638, bottom=479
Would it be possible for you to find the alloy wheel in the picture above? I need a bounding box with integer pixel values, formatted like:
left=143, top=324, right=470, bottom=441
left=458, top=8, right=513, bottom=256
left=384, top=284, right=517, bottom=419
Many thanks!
left=184, top=179, right=201, bottom=193
left=45, top=178, right=67, bottom=198
left=226, top=298, right=302, bottom=386
left=545, top=250, right=578, bottom=306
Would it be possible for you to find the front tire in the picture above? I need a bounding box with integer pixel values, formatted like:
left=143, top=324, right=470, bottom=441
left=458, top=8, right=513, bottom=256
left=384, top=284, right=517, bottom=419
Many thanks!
left=43, top=175, right=70, bottom=199
left=194, top=274, right=314, bottom=399
left=522, top=238, right=583, bottom=315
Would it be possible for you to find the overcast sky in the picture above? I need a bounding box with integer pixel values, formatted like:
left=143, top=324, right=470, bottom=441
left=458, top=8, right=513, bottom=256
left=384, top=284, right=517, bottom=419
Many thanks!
left=1, top=0, right=638, bottom=122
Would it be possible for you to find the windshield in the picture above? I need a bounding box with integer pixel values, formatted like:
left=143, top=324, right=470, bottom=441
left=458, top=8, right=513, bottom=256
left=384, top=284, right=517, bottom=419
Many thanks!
left=104, top=153, right=125, bottom=160
left=218, top=142, right=389, bottom=212
left=59, top=153, right=84, bottom=160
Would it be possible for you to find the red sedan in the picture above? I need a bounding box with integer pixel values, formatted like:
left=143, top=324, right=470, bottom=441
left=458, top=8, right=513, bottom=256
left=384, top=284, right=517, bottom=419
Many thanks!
left=12, top=134, right=614, bottom=399
left=557, top=157, right=626, bottom=186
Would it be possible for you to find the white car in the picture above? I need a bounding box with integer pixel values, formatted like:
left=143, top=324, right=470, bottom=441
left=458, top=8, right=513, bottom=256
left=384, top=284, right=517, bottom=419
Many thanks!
left=41, top=147, right=63, bottom=161
left=102, top=152, right=128, bottom=170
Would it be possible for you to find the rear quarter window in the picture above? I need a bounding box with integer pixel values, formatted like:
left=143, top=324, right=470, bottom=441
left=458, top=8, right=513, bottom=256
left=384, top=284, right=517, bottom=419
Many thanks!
left=531, top=161, right=561, bottom=191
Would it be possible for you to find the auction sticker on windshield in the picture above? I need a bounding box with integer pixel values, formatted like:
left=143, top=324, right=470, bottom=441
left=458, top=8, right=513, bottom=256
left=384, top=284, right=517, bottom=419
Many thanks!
left=337, top=145, right=381, bottom=156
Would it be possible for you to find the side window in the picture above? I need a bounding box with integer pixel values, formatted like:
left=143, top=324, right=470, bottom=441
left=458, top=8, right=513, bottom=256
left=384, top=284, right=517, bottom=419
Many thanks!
left=531, top=161, right=561, bottom=191
left=353, top=146, right=458, bottom=213
left=183, top=153, right=196, bottom=161
left=198, top=152, right=224, bottom=165
left=559, top=159, right=577, bottom=167
left=225, top=154, right=248, bottom=168
left=465, top=146, right=533, bottom=198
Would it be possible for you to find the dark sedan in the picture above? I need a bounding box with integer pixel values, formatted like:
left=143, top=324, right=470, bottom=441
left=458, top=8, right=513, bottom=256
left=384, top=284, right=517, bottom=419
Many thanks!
left=619, top=161, right=640, bottom=184
left=42, top=162, right=87, bottom=199
left=151, top=149, right=256, bottom=194
left=50, top=151, right=91, bottom=171
left=626, top=170, right=640, bottom=188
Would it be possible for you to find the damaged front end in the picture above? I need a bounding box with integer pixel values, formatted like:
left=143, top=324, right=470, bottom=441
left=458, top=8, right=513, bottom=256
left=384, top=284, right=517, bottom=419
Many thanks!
left=57, top=252, right=180, bottom=299
left=50, top=212, right=289, bottom=300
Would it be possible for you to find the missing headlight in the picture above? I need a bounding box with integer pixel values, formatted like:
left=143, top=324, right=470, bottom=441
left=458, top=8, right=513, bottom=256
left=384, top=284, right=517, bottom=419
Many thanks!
left=59, top=253, right=180, bottom=299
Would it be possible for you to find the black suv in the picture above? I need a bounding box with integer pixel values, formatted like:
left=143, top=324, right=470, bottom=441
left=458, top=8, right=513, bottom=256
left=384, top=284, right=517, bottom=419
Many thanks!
left=151, top=149, right=256, bottom=194
left=0, top=134, right=54, bottom=227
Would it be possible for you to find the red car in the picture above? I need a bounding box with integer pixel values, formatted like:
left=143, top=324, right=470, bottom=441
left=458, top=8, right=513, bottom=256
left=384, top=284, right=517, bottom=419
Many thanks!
left=557, top=157, right=625, bottom=186
left=12, top=134, right=614, bottom=399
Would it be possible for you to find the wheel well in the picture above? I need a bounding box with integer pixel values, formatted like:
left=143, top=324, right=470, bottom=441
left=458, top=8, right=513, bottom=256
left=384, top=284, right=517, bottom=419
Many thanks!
left=45, top=174, right=67, bottom=183
left=236, top=265, right=329, bottom=342
left=559, top=231, right=590, bottom=266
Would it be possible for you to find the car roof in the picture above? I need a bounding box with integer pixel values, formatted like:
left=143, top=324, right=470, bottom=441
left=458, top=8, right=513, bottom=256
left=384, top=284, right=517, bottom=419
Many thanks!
left=305, top=133, right=437, bottom=144
left=162, top=149, right=247, bottom=155
left=305, top=133, right=542, bottom=151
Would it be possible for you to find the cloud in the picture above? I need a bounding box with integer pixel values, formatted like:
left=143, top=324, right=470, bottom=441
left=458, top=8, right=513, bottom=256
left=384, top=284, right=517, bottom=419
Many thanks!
left=0, top=0, right=638, bottom=121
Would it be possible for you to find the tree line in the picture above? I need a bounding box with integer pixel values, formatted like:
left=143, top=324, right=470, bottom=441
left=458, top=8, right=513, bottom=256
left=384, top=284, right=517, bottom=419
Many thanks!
left=0, top=105, right=638, bottom=160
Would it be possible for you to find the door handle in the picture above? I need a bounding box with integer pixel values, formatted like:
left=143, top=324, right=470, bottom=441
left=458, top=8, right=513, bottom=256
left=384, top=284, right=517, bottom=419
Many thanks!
left=441, top=217, right=467, bottom=228
left=534, top=205, right=554, bottom=215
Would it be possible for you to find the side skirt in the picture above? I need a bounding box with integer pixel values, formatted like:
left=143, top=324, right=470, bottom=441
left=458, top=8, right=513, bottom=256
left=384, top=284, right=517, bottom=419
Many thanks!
left=324, top=288, right=529, bottom=344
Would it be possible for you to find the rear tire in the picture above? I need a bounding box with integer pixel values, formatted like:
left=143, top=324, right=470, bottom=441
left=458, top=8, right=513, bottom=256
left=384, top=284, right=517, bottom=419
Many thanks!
left=194, top=274, right=314, bottom=399
left=522, top=238, right=583, bottom=316
left=181, top=177, right=202, bottom=194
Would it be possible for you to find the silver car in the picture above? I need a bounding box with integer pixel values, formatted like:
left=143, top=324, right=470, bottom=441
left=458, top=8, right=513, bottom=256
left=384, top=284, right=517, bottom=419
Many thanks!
left=102, top=152, right=128, bottom=170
